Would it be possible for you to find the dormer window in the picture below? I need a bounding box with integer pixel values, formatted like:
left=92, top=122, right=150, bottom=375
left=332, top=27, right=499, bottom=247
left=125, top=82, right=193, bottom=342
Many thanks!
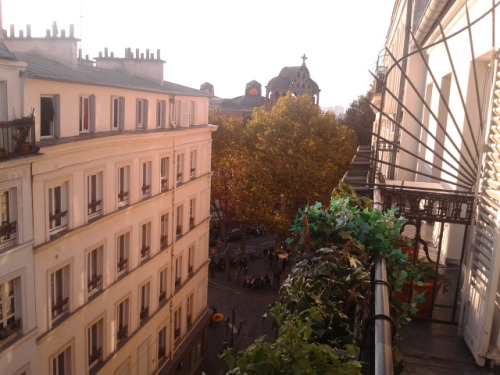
left=79, top=95, right=95, bottom=133
left=41, top=95, right=60, bottom=137
left=111, top=96, right=125, bottom=130
left=136, top=99, right=148, bottom=129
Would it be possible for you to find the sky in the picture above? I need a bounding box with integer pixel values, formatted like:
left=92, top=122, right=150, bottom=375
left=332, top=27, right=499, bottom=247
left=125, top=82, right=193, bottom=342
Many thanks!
left=2, top=0, right=395, bottom=109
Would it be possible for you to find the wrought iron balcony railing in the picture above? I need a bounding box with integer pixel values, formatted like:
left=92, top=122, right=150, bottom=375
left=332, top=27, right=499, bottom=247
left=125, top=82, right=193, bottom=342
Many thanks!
left=0, top=117, right=38, bottom=159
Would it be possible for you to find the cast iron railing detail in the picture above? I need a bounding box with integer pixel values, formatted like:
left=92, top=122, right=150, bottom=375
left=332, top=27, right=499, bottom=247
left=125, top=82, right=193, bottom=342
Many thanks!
left=380, top=184, right=474, bottom=225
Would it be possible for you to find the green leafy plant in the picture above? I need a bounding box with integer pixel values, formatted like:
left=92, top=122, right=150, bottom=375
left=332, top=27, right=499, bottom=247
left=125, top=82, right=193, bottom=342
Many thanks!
left=12, top=126, right=29, bottom=143
left=222, top=304, right=363, bottom=375
left=222, top=189, right=420, bottom=374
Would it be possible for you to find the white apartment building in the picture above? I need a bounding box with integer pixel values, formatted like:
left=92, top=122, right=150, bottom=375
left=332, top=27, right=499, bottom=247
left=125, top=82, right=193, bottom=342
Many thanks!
left=371, top=0, right=500, bottom=367
left=0, top=15, right=214, bottom=375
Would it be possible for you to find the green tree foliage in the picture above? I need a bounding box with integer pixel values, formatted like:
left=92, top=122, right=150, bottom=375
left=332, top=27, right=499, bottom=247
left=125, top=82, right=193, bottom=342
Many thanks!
left=244, top=94, right=357, bottom=238
left=223, top=194, right=428, bottom=374
left=222, top=305, right=362, bottom=375
left=341, top=92, right=375, bottom=145
left=209, top=111, right=273, bottom=231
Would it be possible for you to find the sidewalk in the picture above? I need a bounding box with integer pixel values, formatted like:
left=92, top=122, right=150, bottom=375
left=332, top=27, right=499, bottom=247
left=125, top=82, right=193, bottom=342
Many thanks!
left=201, top=234, right=284, bottom=375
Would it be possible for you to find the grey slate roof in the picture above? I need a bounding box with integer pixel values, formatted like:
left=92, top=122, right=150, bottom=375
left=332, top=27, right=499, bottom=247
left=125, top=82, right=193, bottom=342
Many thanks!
left=0, top=41, right=15, bottom=60
left=220, top=95, right=266, bottom=108
left=15, top=52, right=211, bottom=97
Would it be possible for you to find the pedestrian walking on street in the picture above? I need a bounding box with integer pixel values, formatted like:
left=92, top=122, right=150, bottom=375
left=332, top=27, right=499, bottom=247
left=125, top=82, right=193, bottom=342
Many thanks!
left=273, top=271, right=281, bottom=290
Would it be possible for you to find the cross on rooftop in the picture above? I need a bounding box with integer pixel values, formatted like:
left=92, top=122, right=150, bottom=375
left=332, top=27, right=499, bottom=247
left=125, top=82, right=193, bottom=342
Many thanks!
left=301, top=54, right=307, bottom=65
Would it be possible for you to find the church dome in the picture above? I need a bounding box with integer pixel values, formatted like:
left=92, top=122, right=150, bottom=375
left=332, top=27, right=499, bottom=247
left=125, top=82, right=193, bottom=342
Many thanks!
left=265, top=55, right=320, bottom=105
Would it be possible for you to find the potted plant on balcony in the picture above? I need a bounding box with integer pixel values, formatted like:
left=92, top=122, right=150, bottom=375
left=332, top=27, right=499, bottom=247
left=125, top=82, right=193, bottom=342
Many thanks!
left=392, top=257, right=450, bottom=317
left=12, top=124, right=31, bottom=154
left=393, top=236, right=417, bottom=262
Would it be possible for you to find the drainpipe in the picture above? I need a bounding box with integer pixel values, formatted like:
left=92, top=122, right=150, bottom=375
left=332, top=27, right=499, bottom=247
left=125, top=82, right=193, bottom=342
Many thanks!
left=389, top=0, right=413, bottom=179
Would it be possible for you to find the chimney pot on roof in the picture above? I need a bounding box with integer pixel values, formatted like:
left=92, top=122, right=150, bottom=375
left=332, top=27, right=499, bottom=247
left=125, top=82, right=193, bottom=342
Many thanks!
left=52, top=21, right=58, bottom=37
left=78, top=49, right=82, bottom=58
left=105, top=47, right=108, bottom=57
left=99, top=51, right=102, bottom=58
left=61, top=29, right=66, bottom=38
left=46, top=29, right=50, bottom=37
left=70, top=24, right=74, bottom=37
left=26, top=25, right=31, bottom=37
left=157, top=49, right=161, bottom=60
left=140, top=53, right=144, bottom=59
left=146, top=49, right=150, bottom=59
left=9, top=25, right=14, bottom=37
left=86, top=54, right=89, bottom=60
left=111, top=52, right=114, bottom=58
left=136, top=48, right=139, bottom=59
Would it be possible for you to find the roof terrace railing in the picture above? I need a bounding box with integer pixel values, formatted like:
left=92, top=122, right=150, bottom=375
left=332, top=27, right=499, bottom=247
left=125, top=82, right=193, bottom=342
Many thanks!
left=373, top=255, right=394, bottom=375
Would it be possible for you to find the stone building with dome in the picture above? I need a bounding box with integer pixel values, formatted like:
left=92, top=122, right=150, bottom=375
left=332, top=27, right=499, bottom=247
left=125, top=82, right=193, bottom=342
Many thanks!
left=265, top=55, right=320, bottom=108
left=206, top=55, right=320, bottom=119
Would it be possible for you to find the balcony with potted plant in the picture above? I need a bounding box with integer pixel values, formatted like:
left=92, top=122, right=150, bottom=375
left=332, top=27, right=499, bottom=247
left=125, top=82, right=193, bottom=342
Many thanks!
left=1, top=112, right=38, bottom=158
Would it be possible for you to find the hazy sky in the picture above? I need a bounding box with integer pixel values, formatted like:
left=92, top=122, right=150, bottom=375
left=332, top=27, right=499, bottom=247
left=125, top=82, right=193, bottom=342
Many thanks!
left=3, top=0, right=394, bottom=109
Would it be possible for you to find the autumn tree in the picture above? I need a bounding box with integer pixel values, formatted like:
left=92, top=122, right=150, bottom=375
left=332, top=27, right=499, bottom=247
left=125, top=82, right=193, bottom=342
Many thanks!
left=244, top=94, right=357, bottom=239
left=341, top=92, right=375, bottom=145
left=210, top=111, right=270, bottom=279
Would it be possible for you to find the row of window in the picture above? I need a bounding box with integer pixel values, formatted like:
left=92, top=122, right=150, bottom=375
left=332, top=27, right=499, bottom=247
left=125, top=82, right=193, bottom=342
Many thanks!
left=0, top=150, right=199, bottom=249
left=48, top=151, right=198, bottom=236
left=41, top=94, right=201, bottom=137
left=50, top=290, right=197, bottom=374
left=51, top=232, right=197, bottom=324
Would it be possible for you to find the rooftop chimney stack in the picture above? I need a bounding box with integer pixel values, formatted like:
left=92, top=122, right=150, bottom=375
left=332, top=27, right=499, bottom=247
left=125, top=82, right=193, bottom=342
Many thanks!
left=52, top=21, right=58, bottom=37
left=70, top=24, right=74, bottom=38
left=0, top=0, right=3, bottom=40
left=26, top=24, right=31, bottom=37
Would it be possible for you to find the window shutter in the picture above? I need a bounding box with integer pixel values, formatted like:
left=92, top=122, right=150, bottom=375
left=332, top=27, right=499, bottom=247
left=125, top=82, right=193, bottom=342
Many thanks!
left=144, top=100, right=149, bottom=129
left=53, top=95, right=61, bottom=137
left=176, top=101, right=181, bottom=126
left=162, top=100, right=167, bottom=128
left=136, top=99, right=140, bottom=128
left=119, top=97, right=125, bottom=130
left=89, top=95, right=96, bottom=133
left=193, top=102, right=199, bottom=125
left=181, top=102, right=190, bottom=127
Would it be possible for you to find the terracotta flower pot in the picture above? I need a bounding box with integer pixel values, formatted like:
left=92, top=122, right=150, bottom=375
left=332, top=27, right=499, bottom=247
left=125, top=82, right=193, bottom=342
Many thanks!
left=393, top=241, right=417, bottom=262
left=393, top=280, right=441, bottom=317
left=15, top=142, right=30, bottom=154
